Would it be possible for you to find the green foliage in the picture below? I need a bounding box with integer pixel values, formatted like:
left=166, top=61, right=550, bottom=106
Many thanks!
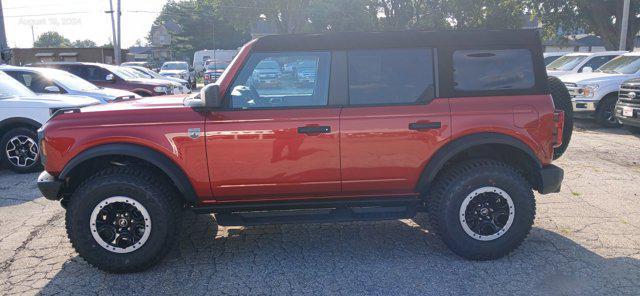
left=71, top=39, right=97, bottom=48
left=34, top=31, right=71, bottom=48
left=150, top=0, right=251, bottom=62
left=527, top=0, right=640, bottom=50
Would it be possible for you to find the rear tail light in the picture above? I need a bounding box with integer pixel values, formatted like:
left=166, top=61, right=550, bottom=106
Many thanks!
left=552, top=110, right=564, bottom=148
left=204, top=74, right=210, bottom=80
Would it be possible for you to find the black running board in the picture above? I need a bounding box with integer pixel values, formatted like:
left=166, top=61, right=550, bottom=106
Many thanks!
left=194, top=196, right=419, bottom=226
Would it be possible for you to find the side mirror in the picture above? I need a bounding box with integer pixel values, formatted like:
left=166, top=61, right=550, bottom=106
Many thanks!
left=105, top=74, right=115, bottom=82
left=185, top=84, right=222, bottom=109
left=582, top=67, right=593, bottom=73
left=43, top=85, right=61, bottom=93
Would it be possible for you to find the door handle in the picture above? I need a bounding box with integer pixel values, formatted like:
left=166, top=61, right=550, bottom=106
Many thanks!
left=297, top=125, right=331, bottom=134
left=409, top=122, right=441, bottom=130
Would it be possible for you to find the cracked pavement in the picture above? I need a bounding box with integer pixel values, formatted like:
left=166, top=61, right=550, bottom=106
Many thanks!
left=1, top=119, right=640, bottom=295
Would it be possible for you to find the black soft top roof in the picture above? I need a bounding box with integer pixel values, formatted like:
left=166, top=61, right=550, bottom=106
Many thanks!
left=252, top=29, right=542, bottom=52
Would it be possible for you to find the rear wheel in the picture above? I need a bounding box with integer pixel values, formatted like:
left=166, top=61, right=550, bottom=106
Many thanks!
left=547, top=76, right=573, bottom=159
left=1, top=127, right=42, bottom=173
left=596, top=95, right=621, bottom=128
left=428, top=159, right=535, bottom=260
left=66, top=167, right=182, bottom=273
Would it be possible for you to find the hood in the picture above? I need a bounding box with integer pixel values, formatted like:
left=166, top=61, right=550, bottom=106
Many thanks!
left=559, top=72, right=638, bottom=85
left=1, top=94, right=100, bottom=108
left=81, top=95, right=187, bottom=113
left=160, top=76, right=188, bottom=84
left=92, top=87, right=139, bottom=98
left=160, top=69, right=188, bottom=75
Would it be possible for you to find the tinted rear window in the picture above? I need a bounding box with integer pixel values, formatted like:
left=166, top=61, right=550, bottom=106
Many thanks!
left=453, top=49, right=534, bottom=92
left=348, top=48, right=434, bottom=105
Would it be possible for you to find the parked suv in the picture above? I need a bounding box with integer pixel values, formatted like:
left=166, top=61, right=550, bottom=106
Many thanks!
left=560, top=52, right=640, bottom=127
left=29, top=62, right=178, bottom=97
left=1, top=66, right=139, bottom=103
left=159, top=61, right=195, bottom=89
left=0, top=71, right=99, bottom=173
left=37, top=29, right=566, bottom=273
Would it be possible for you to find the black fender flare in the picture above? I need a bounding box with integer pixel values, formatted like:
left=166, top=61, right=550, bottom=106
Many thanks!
left=60, top=143, right=199, bottom=203
left=416, top=132, right=542, bottom=192
left=0, top=117, right=42, bottom=130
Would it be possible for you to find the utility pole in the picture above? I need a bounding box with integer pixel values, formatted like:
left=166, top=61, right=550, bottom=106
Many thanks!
left=620, top=0, right=630, bottom=50
left=115, top=0, right=122, bottom=64
left=0, top=0, right=11, bottom=64
left=107, top=0, right=118, bottom=64
left=31, top=25, right=35, bottom=46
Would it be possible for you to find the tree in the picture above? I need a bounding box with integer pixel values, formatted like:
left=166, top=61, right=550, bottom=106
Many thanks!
left=33, top=31, right=70, bottom=48
left=151, top=0, right=250, bottom=61
left=527, top=0, right=640, bottom=50
left=71, top=39, right=97, bottom=48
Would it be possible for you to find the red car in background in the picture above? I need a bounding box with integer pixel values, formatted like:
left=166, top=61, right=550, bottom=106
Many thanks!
left=29, top=62, right=179, bottom=97
left=203, top=61, right=229, bottom=85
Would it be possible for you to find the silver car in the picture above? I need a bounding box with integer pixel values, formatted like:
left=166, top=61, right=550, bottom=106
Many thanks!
left=0, top=66, right=138, bottom=103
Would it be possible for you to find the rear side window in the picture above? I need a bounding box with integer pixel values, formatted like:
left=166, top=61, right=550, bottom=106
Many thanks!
left=348, top=48, right=434, bottom=105
left=453, top=49, right=534, bottom=92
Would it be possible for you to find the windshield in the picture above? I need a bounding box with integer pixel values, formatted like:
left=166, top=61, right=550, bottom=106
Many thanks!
left=105, top=65, right=140, bottom=80
left=596, top=56, right=640, bottom=74
left=206, top=63, right=229, bottom=71
left=0, top=72, right=36, bottom=99
left=132, top=66, right=162, bottom=78
left=547, top=55, right=588, bottom=71
left=48, top=70, right=99, bottom=91
left=161, top=62, right=188, bottom=70
left=256, top=60, right=280, bottom=69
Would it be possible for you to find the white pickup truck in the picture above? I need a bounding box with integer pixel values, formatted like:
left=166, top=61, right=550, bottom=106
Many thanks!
left=0, top=71, right=99, bottom=173
left=559, top=52, right=640, bottom=127
left=547, top=51, right=626, bottom=77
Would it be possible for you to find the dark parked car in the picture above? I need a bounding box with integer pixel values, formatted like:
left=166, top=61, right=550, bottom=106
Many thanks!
left=29, top=62, right=178, bottom=97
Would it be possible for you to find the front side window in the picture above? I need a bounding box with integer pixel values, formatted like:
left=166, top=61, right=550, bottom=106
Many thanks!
left=228, top=51, right=330, bottom=109
left=453, top=49, right=535, bottom=92
left=580, top=56, right=616, bottom=72
left=348, top=48, right=434, bottom=105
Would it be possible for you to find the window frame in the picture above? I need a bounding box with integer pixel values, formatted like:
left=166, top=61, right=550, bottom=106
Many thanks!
left=221, top=50, right=337, bottom=110
left=438, top=45, right=547, bottom=98
left=345, top=47, right=437, bottom=107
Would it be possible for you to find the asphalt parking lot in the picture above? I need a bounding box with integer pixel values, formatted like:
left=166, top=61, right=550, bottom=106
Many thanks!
left=1, top=119, right=640, bottom=296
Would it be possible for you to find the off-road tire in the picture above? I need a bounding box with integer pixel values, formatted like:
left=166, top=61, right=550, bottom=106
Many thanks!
left=548, top=76, right=573, bottom=159
left=0, top=127, right=43, bottom=173
left=428, top=159, right=535, bottom=260
left=595, top=95, right=622, bottom=128
left=65, top=166, right=182, bottom=273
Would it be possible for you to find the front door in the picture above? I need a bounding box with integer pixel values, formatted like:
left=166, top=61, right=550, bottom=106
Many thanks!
left=205, top=51, right=341, bottom=201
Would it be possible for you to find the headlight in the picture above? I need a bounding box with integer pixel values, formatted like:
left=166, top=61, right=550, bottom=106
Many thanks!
left=576, top=84, right=598, bottom=98
left=154, top=86, right=168, bottom=93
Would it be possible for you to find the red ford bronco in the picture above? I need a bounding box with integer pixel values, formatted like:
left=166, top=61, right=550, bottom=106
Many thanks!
left=37, top=29, right=568, bottom=273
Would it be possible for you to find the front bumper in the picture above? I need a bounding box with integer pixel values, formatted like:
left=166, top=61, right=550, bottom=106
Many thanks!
left=572, top=99, right=597, bottom=113
left=538, top=164, right=564, bottom=194
left=615, top=103, right=640, bottom=128
left=37, top=171, right=63, bottom=200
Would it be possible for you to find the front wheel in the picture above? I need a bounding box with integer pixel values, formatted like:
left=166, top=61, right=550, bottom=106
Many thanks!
left=428, top=159, right=535, bottom=260
left=66, top=167, right=182, bottom=273
left=596, top=96, right=622, bottom=128
left=1, top=127, right=43, bottom=173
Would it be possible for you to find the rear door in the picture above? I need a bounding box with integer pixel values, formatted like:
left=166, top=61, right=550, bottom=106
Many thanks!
left=339, top=48, right=451, bottom=195
left=205, top=51, right=342, bottom=201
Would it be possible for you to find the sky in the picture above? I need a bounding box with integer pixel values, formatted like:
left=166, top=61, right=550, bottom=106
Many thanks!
left=2, top=0, right=172, bottom=48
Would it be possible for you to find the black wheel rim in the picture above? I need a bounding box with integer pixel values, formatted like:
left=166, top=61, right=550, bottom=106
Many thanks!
left=90, top=196, right=151, bottom=253
left=460, top=186, right=514, bottom=241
